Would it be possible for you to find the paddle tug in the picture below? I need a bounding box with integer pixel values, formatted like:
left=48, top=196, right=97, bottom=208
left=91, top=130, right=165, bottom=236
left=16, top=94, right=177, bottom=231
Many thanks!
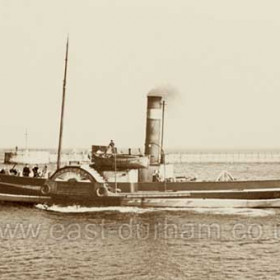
left=2, top=92, right=280, bottom=208
left=39, top=92, right=280, bottom=208
left=2, top=40, right=280, bottom=208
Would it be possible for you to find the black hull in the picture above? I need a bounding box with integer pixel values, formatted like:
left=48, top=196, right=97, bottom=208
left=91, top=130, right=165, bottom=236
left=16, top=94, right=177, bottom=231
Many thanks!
left=127, top=180, right=280, bottom=192
left=0, top=174, right=48, bottom=204
left=0, top=174, right=46, bottom=193
left=2, top=173, right=280, bottom=207
left=48, top=191, right=280, bottom=208
left=50, top=189, right=280, bottom=205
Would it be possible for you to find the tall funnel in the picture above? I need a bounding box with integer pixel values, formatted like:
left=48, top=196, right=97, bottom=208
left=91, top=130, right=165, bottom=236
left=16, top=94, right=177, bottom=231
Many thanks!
left=144, top=95, right=162, bottom=165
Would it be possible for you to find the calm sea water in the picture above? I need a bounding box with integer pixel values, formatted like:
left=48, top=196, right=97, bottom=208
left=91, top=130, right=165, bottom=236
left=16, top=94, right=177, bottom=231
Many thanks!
left=1, top=162, right=280, bottom=280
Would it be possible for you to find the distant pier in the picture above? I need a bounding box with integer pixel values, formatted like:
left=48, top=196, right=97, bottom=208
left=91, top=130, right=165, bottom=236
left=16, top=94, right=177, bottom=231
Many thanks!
left=165, top=151, right=280, bottom=163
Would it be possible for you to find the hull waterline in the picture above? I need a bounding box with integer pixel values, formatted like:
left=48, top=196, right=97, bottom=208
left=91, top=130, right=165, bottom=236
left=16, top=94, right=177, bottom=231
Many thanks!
left=49, top=187, right=280, bottom=208
left=2, top=173, right=280, bottom=208
left=0, top=193, right=50, bottom=204
left=121, top=197, right=280, bottom=208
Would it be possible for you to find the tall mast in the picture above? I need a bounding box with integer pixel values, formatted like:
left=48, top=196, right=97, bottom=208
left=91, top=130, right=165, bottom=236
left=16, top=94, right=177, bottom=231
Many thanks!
left=57, top=37, right=69, bottom=170
left=160, top=100, right=165, bottom=164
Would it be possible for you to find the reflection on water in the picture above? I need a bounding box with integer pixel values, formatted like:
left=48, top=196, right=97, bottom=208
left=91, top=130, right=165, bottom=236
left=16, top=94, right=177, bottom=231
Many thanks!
left=1, top=204, right=280, bottom=279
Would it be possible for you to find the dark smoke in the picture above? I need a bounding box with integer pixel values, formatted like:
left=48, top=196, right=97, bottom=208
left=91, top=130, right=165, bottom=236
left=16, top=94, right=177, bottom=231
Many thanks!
left=147, top=85, right=180, bottom=102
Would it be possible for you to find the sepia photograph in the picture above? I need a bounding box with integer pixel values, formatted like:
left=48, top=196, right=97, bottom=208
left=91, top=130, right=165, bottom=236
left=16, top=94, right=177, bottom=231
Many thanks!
left=1, top=0, right=280, bottom=279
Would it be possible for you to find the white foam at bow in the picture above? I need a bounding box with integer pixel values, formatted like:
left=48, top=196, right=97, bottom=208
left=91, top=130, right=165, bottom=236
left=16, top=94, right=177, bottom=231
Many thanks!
left=35, top=204, right=154, bottom=214
left=35, top=204, right=276, bottom=216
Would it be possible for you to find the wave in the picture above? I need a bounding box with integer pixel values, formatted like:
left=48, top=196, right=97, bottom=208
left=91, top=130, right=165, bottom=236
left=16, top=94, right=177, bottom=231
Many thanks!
left=35, top=204, right=276, bottom=216
left=35, top=204, right=154, bottom=214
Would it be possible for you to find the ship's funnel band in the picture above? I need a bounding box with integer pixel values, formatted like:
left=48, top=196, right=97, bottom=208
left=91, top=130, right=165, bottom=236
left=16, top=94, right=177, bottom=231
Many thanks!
left=144, top=95, right=163, bottom=164
left=147, top=109, right=162, bottom=120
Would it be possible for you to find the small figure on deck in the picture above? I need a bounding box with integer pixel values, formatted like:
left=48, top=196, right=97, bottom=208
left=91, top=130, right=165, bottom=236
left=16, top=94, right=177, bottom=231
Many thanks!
left=23, top=164, right=31, bottom=177
left=9, top=164, right=18, bottom=176
left=105, top=140, right=116, bottom=154
left=32, top=164, right=39, bottom=178
left=41, top=165, right=48, bottom=178
left=152, top=170, right=161, bottom=182
left=9, top=168, right=18, bottom=176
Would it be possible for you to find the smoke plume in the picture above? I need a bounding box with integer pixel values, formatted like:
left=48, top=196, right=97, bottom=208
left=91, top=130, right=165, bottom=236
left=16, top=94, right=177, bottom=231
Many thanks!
left=147, top=85, right=180, bottom=102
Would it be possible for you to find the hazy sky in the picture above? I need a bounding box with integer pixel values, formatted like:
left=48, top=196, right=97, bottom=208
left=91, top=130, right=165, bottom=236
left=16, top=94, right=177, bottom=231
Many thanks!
left=1, top=0, right=280, bottom=150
